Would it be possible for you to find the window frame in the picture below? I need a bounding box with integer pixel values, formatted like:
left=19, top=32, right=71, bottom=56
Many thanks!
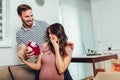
left=0, top=0, right=11, bottom=47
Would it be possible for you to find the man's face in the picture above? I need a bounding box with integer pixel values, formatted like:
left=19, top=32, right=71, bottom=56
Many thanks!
left=19, top=9, right=34, bottom=28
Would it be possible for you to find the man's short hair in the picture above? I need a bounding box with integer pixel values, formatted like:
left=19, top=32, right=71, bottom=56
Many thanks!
left=17, top=4, right=32, bottom=16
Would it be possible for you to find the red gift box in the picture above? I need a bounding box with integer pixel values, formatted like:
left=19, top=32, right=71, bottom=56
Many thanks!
left=27, top=40, right=40, bottom=55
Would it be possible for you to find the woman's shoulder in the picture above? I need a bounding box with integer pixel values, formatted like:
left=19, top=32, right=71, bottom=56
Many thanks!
left=42, top=42, right=48, bottom=47
left=41, top=42, right=49, bottom=52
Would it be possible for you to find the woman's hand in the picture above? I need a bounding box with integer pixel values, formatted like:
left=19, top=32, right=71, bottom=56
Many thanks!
left=50, top=38, right=59, bottom=53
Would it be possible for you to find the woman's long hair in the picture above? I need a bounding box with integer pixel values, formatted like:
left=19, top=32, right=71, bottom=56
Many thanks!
left=45, top=23, right=68, bottom=56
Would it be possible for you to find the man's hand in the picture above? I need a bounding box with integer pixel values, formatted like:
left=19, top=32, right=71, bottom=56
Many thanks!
left=18, top=44, right=35, bottom=60
left=67, top=42, right=74, bottom=50
left=18, top=50, right=25, bottom=62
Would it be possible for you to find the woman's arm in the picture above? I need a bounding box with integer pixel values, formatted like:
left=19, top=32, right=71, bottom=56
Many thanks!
left=55, top=46, right=73, bottom=74
left=51, top=39, right=73, bottom=74
left=18, top=52, right=43, bottom=70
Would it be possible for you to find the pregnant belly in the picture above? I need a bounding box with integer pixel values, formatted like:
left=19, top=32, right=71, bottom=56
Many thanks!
left=39, top=67, right=64, bottom=80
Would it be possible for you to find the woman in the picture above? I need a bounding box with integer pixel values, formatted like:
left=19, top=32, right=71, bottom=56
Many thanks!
left=18, top=23, right=73, bottom=80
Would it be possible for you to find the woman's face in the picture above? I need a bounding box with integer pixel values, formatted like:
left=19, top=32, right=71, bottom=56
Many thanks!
left=48, top=29, right=58, bottom=42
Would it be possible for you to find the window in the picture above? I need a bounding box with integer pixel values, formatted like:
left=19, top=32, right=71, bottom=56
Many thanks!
left=0, top=0, right=2, bottom=41
left=0, top=0, right=10, bottom=47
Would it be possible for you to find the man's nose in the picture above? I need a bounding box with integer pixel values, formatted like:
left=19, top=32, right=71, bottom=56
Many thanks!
left=29, top=16, right=33, bottom=20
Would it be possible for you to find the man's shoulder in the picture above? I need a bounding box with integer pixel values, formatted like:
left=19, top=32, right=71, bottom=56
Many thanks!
left=16, top=27, right=23, bottom=34
left=34, top=20, right=49, bottom=29
left=34, top=20, right=49, bottom=26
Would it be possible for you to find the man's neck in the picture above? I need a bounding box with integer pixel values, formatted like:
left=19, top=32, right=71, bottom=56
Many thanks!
left=22, top=24, right=32, bottom=30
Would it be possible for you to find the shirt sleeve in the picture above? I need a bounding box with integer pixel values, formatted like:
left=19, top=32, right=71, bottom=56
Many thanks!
left=16, top=32, right=24, bottom=45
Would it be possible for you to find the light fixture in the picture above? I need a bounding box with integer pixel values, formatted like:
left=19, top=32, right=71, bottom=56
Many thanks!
left=36, top=0, right=44, bottom=6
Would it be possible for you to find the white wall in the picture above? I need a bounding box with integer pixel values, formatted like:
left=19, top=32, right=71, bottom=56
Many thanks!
left=90, top=0, right=120, bottom=72
left=91, top=0, right=120, bottom=51
left=0, top=0, right=59, bottom=66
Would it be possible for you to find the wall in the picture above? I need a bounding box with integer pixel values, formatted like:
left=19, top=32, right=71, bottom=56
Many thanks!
left=91, top=0, right=120, bottom=51
left=90, top=0, right=120, bottom=72
left=0, top=0, right=59, bottom=66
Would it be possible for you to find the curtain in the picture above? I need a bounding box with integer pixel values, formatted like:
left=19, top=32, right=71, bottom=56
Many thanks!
left=59, top=0, right=94, bottom=79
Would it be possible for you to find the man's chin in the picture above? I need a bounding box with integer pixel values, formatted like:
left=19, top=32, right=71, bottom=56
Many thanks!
left=27, top=23, right=33, bottom=27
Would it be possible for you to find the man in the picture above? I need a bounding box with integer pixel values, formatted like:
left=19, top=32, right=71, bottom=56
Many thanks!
left=16, top=4, right=72, bottom=80
left=16, top=4, right=48, bottom=53
left=16, top=4, right=48, bottom=80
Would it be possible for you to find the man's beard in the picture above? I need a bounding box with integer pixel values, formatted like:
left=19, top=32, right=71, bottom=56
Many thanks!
left=22, top=19, right=33, bottom=28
